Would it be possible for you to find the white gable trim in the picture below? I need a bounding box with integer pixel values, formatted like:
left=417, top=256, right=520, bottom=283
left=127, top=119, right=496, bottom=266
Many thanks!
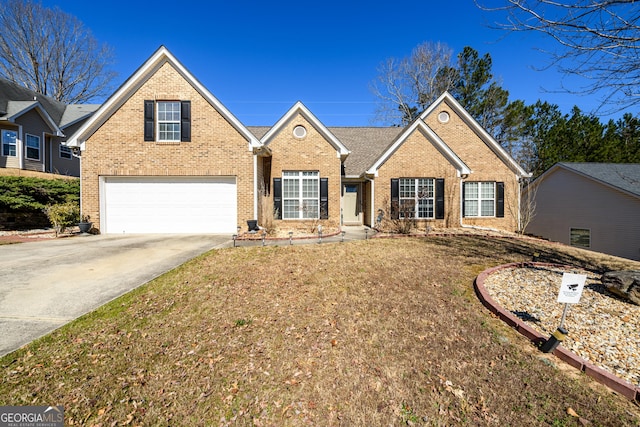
left=66, top=46, right=260, bottom=149
left=261, top=101, right=350, bottom=159
left=366, top=119, right=471, bottom=177
left=421, top=92, right=531, bottom=178
left=6, top=101, right=63, bottom=136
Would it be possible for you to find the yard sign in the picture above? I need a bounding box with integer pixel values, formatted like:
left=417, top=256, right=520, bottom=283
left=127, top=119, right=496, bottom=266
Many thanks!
left=557, top=273, right=587, bottom=304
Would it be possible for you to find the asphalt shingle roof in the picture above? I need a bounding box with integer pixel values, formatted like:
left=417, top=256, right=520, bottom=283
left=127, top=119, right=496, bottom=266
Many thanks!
left=0, top=77, right=98, bottom=131
left=248, top=125, right=403, bottom=177
left=0, top=77, right=66, bottom=124
left=560, top=162, right=640, bottom=198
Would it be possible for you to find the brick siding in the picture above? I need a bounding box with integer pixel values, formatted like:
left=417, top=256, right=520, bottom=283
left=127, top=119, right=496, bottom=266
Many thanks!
left=81, top=61, right=255, bottom=232
left=375, top=100, right=520, bottom=232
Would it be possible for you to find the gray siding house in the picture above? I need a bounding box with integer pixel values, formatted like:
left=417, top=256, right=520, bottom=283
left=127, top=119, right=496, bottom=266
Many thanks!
left=0, top=78, right=99, bottom=177
left=525, top=163, right=640, bottom=261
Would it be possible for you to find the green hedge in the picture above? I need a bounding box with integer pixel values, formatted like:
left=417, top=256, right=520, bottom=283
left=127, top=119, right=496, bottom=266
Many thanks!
left=0, top=176, right=80, bottom=230
left=0, top=176, right=79, bottom=210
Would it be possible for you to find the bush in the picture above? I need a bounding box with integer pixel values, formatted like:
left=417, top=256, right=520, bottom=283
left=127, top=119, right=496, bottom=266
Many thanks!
left=376, top=197, right=416, bottom=234
left=45, top=202, right=79, bottom=235
left=0, top=176, right=79, bottom=210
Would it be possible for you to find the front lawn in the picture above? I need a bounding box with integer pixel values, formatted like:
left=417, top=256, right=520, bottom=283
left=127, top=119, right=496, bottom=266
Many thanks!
left=1, top=236, right=639, bottom=425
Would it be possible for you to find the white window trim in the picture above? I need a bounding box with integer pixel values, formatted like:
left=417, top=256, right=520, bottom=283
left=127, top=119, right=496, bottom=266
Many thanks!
left=157, top=101, right=181, bottom=142
left=1, top=129, right=17, bottom=157
left=282, top=171, right=320, bottom=220
left=25, top=133, right=41, bottom=160
left=59, top=144, right=72, bottom=159
left=464, top=181, right=496, bottom=217
left=399, top=178, right=435, bottom=219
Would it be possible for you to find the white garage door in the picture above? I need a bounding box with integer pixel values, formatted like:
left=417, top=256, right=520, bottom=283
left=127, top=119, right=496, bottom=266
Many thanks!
left=102, top=176, right=237, bottom=234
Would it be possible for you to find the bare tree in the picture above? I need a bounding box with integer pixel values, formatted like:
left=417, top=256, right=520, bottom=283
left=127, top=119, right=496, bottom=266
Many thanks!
left=508, top=178, right=537, bottom=234
left=370, top=42, right=457, bottom=125
left=478, top=0, right=640, bottom=112
left=0, top=0, right=116, bottom=103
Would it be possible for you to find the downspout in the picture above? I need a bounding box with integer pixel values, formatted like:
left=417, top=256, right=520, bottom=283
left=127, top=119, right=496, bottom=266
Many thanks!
left=253, top=153, right=258, bottom=222
left=365, top=176, right=375, bottom=227
left=42, top=132, right=46, bottom=172
left=18, top=125, right=23, bottom=170
left=72, top=146, right=83, bottom=223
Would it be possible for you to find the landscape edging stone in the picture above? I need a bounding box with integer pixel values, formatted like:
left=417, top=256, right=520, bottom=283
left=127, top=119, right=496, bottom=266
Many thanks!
left=475, top=262, right=640, bottom=402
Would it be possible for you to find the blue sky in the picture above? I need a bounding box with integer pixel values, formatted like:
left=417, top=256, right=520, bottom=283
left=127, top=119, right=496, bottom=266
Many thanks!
left=42, top=0, right=629, bottom=126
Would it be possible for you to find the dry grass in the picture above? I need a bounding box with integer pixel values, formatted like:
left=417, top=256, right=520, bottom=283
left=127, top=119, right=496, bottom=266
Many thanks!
left=2, top=236, right=639, bottom=426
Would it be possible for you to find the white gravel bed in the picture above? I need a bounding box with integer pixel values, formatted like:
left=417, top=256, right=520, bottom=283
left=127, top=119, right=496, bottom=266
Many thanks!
left=483, top=265, right=640, bottom=386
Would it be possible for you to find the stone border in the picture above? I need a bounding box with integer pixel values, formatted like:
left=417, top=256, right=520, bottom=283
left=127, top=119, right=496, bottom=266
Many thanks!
left=475, top=262, right=640, bottom=402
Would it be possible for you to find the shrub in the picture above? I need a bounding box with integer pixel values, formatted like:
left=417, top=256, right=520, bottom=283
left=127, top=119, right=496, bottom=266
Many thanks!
left=0, top=176, right=79, bottom=210
left=376, top=197, right=416, bottom=234
left=45, top=202, right=79, bottom=236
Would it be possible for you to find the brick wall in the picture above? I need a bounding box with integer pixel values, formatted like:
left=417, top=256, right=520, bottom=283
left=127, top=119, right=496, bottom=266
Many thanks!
left=262, top=114, right=342, bottom=231
left=375, top=100, right=520, bottom=232
left=81, top=61, right=255, bottom=232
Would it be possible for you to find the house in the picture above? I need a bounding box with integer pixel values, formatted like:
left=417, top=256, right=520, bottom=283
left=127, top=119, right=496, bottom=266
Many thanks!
left=0, top=78, right=98, bottom=177
left=524, top=162, right=640, bottom=261
left=66, top=46, right=530, bottom=235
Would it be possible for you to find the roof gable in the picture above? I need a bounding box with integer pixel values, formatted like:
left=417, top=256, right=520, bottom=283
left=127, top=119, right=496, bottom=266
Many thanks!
left=0, top=77, right=67, bottom=125
left=367, top=119, right=471, bottom=177
left=3, top=100, right=62, bottom=136
left=537, top=162, right=640, bottom=199
left=260, top=101, right=350, bottom=159
left=421, top=92, right=530, bottom=178
left=66, top=46, right=260, bottom=149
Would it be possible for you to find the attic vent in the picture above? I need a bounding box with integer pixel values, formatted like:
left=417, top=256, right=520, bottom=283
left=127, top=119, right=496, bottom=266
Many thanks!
left=293, top=125, right=307, bottom=139
left=438, top=111, right=450, bottom=123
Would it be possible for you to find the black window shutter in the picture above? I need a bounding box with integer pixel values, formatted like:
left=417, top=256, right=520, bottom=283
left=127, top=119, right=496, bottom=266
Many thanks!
left=435, top=178, right=445, bottom=219
left=144, top=100, right=154, bottom=141
left=462, top=182, right=466, bottom=218
left=181, top=101, right=191, bottom=142
left=496, top=182, right=505, bottom=218
left=273, top=178, right=282, bottom=220
left=390, top=178, right=399, bottom=220
left=320, top=178, right=329, bottom=219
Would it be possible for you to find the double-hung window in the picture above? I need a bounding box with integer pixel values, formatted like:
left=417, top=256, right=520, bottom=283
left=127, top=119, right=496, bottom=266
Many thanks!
left=282, top=171, right=319, bottom=219
left=144, top=100, right=191, bottom=142
left=2, top=130, right=17, bottom=157
left=157, top=101, right=181, bottom=141
left=25, top=134, right=40, bottom=160
left=399, top=178, right=434, bottom=219
left=463, top=181, right=505, bottom=217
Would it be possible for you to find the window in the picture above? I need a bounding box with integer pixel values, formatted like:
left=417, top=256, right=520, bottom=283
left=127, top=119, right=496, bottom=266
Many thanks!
left=570, top=228, right=591, bottom=248
left=60, top=144, right=72, bottom=159
left=463, top=182, right=504, bottom=218
left=399, top=178, right=434, bottom=219
left=157, top=101, right=181, bottom=141
left=25, top=134, right=40, bottom=160
left=144, top=100, right=191, bottom=142
left=282, top=171, right=319, bottom=219
left=2, top=129, right=17, bottom=157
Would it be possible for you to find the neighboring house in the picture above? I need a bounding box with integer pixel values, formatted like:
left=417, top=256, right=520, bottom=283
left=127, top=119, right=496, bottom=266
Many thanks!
left=524, top=162, right=640, bottom=261
left=0, top=78, right=98, bottom=177
left=66, top=46, right=530, bottom=235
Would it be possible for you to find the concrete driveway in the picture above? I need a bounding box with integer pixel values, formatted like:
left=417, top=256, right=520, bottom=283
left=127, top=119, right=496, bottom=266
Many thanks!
left=0, top=234, right=230, bottom=357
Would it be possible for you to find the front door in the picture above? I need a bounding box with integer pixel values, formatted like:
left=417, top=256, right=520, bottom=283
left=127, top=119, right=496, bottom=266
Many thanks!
left=342, top=183, right=362, bottom=225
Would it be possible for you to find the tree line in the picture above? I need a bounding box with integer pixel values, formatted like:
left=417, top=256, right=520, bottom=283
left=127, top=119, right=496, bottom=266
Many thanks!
left=371, top=43, right=640, bottom=178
